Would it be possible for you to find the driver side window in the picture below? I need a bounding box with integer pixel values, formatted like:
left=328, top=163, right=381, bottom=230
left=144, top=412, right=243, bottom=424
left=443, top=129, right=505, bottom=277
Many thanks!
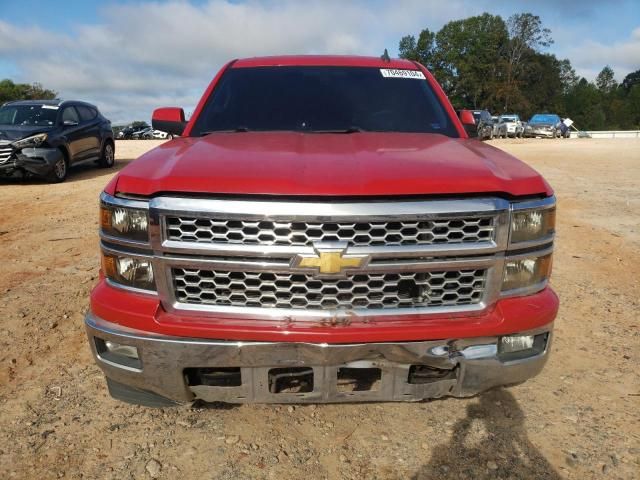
left=61, top=106, right=79, bottom=125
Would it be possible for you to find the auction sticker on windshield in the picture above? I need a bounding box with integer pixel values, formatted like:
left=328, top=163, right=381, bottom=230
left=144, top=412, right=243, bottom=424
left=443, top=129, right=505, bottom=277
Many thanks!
left=380, top=69, right=426, bottom=79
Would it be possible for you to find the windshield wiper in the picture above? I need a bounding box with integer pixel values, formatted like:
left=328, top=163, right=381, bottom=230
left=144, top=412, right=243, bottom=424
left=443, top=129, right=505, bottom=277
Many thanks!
left=199, top=126, right=250, bottom=136
left=308, top=126, right=366, bottom=134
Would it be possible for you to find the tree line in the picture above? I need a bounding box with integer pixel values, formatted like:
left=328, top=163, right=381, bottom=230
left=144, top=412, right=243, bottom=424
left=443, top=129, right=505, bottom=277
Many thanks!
left=0, top=79, right=57, bottom=104
left=397, top=12, right=640, bottom=130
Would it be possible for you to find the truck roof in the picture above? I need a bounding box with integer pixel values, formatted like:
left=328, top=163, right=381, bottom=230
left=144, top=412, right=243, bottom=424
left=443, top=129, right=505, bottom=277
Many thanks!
left=232, top=55, right=419, bottom=69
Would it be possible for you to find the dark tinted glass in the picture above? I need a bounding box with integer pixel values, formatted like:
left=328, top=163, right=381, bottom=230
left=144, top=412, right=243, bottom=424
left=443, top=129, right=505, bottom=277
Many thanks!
left=0, top=105, right=58, bottom=126
left=77, top=105, right=97, bottom=122
left=62, top=106, right=79, bottom=124
left=192, top=67, right=458, bottom=137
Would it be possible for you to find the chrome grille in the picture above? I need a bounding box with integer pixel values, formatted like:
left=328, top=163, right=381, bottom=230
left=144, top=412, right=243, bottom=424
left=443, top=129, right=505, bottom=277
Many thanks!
left=165, top=216, right=495, bottom=247
left=0, top=142, right=13, bottom=165
left=172, top=268, right=487, bottom=311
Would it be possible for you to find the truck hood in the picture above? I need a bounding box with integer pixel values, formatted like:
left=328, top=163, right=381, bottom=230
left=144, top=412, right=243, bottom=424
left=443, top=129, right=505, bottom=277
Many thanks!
left=112, top=132, right=552, bottom=198
left=0, top=125, right=54, bottom=142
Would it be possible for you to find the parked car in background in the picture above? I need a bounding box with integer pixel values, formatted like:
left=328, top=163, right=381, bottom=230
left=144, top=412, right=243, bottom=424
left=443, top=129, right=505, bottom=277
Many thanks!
left=524, top=114, right=565, bottom=138
left=132, top=126, right=154, bottom=140
left=117, top=123, right=150, bottom=140
left=497, top=114, right=524, bottom=138
left=491, top=116, right=501, bottom=138
left=472, top=110, right=494, bottom=140
left=0, top=99, right=114, bottom=182
left=152, top=129, right=174, bottom=139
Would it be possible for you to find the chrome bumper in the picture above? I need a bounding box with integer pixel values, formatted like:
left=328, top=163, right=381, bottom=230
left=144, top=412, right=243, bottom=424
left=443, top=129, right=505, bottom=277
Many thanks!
left=86, top=313, right=552, bottom=404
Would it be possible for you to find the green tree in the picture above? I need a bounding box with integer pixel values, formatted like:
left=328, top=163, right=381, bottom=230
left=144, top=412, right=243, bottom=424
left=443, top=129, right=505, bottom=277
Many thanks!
left=432, top=13, right=508, bottom=109
left=595, top=66, right=617, bottom=93
left=0, top=79, right=57, bottom=103
left=398, top=29, right=436, bottom=68
left=621, top=69, right=640, bottom=91
left=501, top=13, right=554, bottom=110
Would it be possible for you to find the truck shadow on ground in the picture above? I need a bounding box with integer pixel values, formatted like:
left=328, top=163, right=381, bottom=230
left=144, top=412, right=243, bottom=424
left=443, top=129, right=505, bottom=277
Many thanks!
left=412, top=388, right=561, bottom=480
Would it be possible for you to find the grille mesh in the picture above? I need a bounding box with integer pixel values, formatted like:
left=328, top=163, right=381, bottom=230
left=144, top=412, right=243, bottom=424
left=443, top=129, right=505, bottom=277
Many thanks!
left=173, top=268, right=487, bottom=310
left=0, top=143, right=12, bottom=165
left=166, top=217, right=494, bottom=247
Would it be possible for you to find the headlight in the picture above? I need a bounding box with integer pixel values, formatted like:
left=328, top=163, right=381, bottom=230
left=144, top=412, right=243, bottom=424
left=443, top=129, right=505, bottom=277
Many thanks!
left=100, top=202, right=149, bottom=242
left=502, top=253, right=552, bottom=294
left=102, top=253, right=155, bottom=291
left=510, top=202, right=555, bottom=245
left=11, top=133, right=48, bottom=149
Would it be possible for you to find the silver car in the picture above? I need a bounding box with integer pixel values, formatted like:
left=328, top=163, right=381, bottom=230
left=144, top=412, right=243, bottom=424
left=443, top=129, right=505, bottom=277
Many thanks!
left=497, top=114, right=524, bottom=138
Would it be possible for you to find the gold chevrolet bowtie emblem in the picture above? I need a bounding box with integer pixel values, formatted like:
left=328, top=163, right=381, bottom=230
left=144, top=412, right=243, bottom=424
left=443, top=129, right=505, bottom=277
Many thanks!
left=295, top=244, right=369, bottom=275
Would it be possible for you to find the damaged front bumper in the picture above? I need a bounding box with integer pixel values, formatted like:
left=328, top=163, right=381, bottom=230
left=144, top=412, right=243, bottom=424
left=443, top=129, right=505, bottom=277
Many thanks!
left=0, top=147, right=62, bottom=177
left=86, top=313, right=553, bottom=404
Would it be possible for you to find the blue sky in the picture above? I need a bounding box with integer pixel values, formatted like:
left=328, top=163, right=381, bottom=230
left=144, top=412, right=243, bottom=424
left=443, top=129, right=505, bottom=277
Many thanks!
left=0, top=0, right=638, bottom=123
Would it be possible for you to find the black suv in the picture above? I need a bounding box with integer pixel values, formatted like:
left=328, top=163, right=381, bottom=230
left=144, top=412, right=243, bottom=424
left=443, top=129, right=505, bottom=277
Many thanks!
left=0, top=99, right=114, bottom=182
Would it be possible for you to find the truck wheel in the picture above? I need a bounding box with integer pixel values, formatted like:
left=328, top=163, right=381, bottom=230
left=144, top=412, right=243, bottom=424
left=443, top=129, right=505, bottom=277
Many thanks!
left=106, top=377, right=180, bottom=408
left=99, top=141, right=115, bottom=168
left=47, top=154, right=68, bottom=183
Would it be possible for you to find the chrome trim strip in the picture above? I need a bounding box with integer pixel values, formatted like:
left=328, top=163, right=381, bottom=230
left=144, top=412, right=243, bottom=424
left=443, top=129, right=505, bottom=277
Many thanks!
left=100, top=232, right=152, bottom=250
left=105, top=278, right=158, bottom=297
left=100, top=191, right=149, bottom=210
left=156, top=238, right=505, bottom=258
left=150, top=196, right=509, bottom=219
left=510, top=195, right=556, bottom=212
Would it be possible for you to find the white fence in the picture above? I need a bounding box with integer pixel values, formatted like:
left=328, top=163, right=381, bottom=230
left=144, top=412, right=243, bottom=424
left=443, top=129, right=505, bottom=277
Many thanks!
left=569, top=130, right=640, bottom=139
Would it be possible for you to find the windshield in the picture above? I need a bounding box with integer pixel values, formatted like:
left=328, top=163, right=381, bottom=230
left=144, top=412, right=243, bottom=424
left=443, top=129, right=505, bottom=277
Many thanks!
left=0, top=104, right=58, bottom=126
left=500, top=116, right=518, bottom=122
left=192, top=66, right=458, bottom=137
left=530, top=114, right=559, bottom=124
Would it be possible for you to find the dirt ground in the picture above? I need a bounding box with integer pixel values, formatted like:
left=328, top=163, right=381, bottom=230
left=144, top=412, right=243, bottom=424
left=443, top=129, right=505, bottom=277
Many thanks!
left=0, top=138, right=638, bottom=480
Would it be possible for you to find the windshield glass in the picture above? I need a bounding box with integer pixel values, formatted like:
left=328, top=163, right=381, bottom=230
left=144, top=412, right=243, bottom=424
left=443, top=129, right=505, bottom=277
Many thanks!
left=500, top=116, right=517, bottom=122
left=0, top=104, right=58, bottom=126
left=192, top=66, right=458, bottom=137
left=530, top=114, right=559, bottom=124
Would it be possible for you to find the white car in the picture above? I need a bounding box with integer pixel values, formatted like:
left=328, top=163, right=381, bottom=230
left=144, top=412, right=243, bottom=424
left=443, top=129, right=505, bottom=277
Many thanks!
left=152, top=129, right=174, bottom=139
left=497, top=114, right=524, bottom=138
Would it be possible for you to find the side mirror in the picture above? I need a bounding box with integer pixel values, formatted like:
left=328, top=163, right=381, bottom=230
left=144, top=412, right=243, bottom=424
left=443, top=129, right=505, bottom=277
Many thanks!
left=152, top=107, right=187, bottom=137
left=458, top=110, right=477, bottom=138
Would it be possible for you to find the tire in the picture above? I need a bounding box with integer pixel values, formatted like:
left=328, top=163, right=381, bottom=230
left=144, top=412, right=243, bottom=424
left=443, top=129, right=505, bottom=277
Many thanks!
left=99, top=141, right=115, bottom=168
left=167, top=134, right=173, bottom=140
left=47, top=152, right=68, bottom=183
left=106, top=377, right=180, bottom=408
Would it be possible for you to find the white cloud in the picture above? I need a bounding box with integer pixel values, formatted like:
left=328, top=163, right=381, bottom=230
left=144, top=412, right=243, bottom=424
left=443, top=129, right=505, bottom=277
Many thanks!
left=559, top=26, right=640, bottom=81
left=0, top=0, right=462, bottom=123
left=1, top=1, right=636, bottom=123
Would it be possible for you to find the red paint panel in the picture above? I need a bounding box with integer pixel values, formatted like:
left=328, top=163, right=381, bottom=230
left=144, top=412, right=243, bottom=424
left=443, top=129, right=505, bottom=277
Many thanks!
left=91, top=281, right=558, bottom=344
left=112, top=131, right=552, bottom=198
left=152, top=107, right=185, bottom=123
left=232, top=55, right=418, bottom=69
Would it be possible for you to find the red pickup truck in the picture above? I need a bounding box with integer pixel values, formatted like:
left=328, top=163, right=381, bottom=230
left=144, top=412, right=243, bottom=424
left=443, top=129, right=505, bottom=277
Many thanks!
left=87, top=55, right=558, bottom=406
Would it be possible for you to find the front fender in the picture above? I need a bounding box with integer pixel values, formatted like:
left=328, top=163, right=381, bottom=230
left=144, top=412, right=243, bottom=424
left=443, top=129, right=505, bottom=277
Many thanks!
left=15, top=147, right=63, bottom=176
